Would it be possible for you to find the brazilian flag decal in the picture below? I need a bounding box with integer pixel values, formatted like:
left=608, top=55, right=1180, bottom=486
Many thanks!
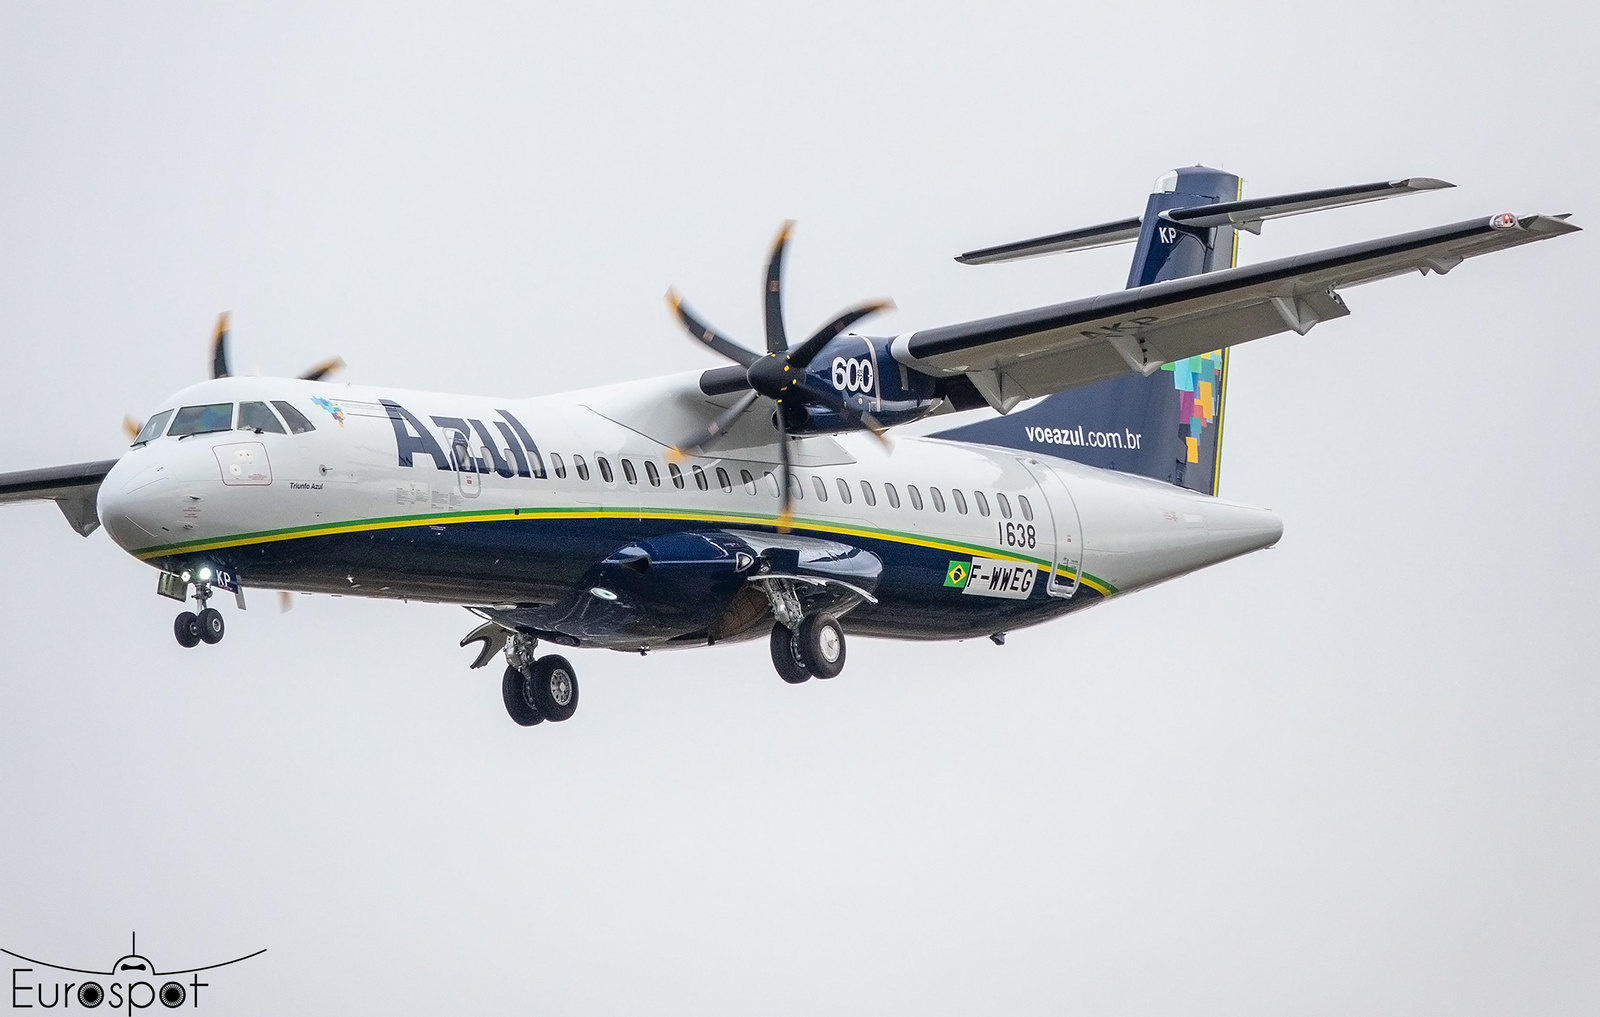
left=944, top=560, right=970, bottom=588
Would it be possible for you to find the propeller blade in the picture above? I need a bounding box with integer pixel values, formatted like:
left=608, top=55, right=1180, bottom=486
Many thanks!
left=298, top=357, right=346, bottom=382
left=122, top=415, right=143, bottom=442
left=668, top=389, right=761, bottom=459
left=665, top=289, right=761, bottom=368
left=763, top=221, right=794, bottom=355
left=210, top=311, right=232, bottom=379
left=794, top=379, right=892, bottom=448
left=775, top=411, right=793, bottom=533
left=277, top=591, right=294, bottom=613
left=787, top=299, right=896, bottom=370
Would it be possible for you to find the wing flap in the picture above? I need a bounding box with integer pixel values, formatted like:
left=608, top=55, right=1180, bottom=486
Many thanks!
left=897, top=213, right=1579, bottom=405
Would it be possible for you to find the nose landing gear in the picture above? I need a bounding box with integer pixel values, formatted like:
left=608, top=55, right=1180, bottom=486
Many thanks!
left=172, top=577, right=227, bottom=648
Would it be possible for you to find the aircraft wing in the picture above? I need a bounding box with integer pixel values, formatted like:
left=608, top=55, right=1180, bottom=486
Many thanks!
left=895, top=213, right=1579, bottom=412
left=0, top=459, right=120, bottom=536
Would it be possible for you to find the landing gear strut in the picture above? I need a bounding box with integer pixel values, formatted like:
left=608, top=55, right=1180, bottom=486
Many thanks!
left=173, top=578, right=226, bottom=648
left=498, top=632, right=580, bottom=727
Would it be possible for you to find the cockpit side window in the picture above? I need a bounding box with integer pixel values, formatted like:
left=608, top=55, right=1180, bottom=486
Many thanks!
left=168, top=403, right=234, bottom=437
left=237, top=401, right=287, bottom=434
left=271, top=400, right=317, bottom=434
left=132, top=409, right=174, bottom=446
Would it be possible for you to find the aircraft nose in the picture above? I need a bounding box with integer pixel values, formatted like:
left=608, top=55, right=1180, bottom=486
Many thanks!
left=97, top=455, right=177, bottom=553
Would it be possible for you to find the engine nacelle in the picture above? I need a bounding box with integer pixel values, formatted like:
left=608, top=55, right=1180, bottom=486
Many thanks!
left=790, top=334, right=941, bottom=434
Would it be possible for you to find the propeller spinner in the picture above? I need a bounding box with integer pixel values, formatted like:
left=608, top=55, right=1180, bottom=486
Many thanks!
left=666, top=222, right=893, bottom=531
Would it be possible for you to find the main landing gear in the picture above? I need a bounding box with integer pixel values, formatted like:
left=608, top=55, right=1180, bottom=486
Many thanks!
left=769, top=613, right=847, bottom=684
left=172, top=578, right=226, bottom=649
left=499, top=632, right=579, bottom=727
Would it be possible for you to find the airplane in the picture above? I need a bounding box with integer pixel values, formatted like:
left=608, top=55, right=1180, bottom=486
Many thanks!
left=0, top=166, right=1578, bottom=728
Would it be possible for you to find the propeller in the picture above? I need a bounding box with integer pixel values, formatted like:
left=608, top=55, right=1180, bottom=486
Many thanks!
left=666, top=222, right=893, bottom=531
left=210, top=311, right=346, bottom=382
left=125, top=312, right=346, bottom=440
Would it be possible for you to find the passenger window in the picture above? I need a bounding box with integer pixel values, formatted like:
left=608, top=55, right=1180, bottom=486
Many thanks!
left=237, top=401, right=286, bottom=434
left=741, top=469, right=756, bottom=494
left=551, top=452, right=567, bottom=479
left=996, top=493, right=1012, bottom=519
left=836, top=478, right=853, bottom=504
left=717, top=467, right=733, bottom=493
left=1018, top=495, right=1034, bottom=521
left=132, top=409, right=174, bottom=446
left=621, top=459, right=637, bottom=485
left=692, top=465, right=709, bottom=491
left=908, top=485, right=923, bottom=510
left=271, top=400, right=317, bottom=434
left=574, top=454, right=590, bottom=481
left=975, top=491, right=990, bottom=517
left=598, top=457, right=614, bottom=483
left=884, top=482, right=900, bottom=509
left=168, top=403, right=234, bottom=437
left=930, top=487, right=946, bottom=512
left=765, top=471, right=781, bottom=497
left=667, top=463, right=683, bottom=489
left=860, top=481, right=876, bottom=507
left=812, top=476, right=828, bottom=502
left=952, top=489, right=968, bottom=514
left=787, top=474, right=803, bottom=500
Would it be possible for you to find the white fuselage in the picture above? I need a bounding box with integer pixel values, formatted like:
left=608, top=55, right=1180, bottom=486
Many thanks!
left=96, top=374, right=1283, bottom=648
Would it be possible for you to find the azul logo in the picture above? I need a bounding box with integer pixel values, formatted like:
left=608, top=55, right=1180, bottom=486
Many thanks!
left=380, top=400, right=547, bottom=480
left=309, top=397, right=346, bottom=427
left=5, top=933, right=263, bottom=1014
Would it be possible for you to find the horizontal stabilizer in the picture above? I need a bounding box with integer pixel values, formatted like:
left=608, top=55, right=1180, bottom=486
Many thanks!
left=955, top=216, right=1142, bottom=265
left=1163, top=177, right=1452, bottom=234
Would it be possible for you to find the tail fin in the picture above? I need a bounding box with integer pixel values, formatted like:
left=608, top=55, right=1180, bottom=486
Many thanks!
left=934, top=166, right=1243, bottom=495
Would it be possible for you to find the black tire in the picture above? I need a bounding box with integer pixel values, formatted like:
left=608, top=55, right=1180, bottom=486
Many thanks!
left=197, top=607, right=225, bottom=644
left=797, top=614, right=846, bottom=679
left=529, top=655, right=579, bottom=722
left=501, top=666, right=543, bottom=726
left=174, top=611, right=201, bottom=648
left=769, top=624, right=811, bottom=684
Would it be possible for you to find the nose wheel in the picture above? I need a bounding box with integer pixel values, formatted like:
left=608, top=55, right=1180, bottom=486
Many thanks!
left=172, top=579, right=227, bottom=648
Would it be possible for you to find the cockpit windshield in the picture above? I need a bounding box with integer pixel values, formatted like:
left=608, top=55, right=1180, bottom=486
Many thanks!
left=237, top=401, right=286, bottom=434
left=168, top=403, right=234, bottom=437
left=131, top=409, right=174, bottom=447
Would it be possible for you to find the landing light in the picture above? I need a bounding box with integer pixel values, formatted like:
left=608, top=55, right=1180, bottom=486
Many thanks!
left=589, top=587, right=618, bottom=602
left=180, top=570, right=192, bottom=583
left=198, top=566, right=213, bottom=582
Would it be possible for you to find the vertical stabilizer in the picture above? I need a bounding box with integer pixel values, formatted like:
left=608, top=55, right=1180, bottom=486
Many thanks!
left=934, top=166, right=1242, bottom=495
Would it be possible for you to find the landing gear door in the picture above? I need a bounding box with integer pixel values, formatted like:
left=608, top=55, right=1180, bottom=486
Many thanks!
left=1018, top=458, right=1083, bottom=599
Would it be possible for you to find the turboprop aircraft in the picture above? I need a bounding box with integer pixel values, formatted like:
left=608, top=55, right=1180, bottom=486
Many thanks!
left=0, top=167, right=1578, bottom=727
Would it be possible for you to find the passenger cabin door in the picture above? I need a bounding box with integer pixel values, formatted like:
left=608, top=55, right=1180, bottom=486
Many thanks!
left=442, top=427, right=481, bottom=498
left=1018, top=458, right=1083, bottom=598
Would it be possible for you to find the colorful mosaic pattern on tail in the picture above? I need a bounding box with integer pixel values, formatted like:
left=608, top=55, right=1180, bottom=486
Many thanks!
left=1163, top=351, right=1224, bottom=464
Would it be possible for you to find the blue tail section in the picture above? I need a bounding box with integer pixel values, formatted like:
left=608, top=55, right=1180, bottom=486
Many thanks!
left=933, top=166, right=1243, bottom=495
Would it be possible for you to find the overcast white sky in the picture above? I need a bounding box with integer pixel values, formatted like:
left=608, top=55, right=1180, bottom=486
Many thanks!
left=2, top=3, right=1596, bottom=1015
